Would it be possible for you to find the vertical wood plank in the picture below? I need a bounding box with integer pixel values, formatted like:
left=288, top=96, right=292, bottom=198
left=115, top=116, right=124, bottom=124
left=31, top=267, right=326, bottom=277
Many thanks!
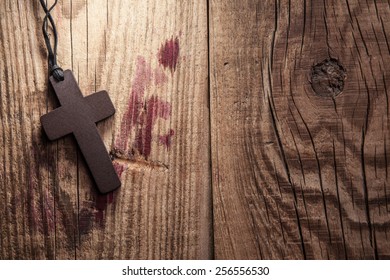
left=0, top=0, right=56, bottom=259
left=73, top=0, right=211, bottom=260
left=210, top=0, right=390, bottom=259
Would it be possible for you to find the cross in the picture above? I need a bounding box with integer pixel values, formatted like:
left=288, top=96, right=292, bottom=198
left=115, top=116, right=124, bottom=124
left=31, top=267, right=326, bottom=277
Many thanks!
left=41, top=70, right=121, bottom=194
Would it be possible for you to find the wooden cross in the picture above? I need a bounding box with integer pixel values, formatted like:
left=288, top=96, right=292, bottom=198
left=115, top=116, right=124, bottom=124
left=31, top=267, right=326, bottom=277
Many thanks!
left=41, top=70, right=121, bottom=194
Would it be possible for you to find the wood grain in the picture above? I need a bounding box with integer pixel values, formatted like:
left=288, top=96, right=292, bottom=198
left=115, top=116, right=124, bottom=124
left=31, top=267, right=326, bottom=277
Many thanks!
left=0, top=0, right=211, bottom=259
left=0, top=0, right=56, bottom=259
left=210, top=0, right=390, bottom=259
left=2, top=0, right=390, bottom=260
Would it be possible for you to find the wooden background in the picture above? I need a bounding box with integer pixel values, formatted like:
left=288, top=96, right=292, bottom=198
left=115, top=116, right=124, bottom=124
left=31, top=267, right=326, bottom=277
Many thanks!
left=1, top=0, right=389, bottom=259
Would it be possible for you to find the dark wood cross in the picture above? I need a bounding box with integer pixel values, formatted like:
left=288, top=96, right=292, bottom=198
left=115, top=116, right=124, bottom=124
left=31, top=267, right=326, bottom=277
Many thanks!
left=41, top=70, right=121, bottom=194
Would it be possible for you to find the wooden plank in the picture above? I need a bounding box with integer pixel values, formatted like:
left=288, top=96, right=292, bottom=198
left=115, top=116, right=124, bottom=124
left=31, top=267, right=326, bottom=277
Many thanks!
left=1, top=0, right=211, bottom=259
left=210, top=0, right=390, bottom=259
left=0, top=0, right=56, bottom=259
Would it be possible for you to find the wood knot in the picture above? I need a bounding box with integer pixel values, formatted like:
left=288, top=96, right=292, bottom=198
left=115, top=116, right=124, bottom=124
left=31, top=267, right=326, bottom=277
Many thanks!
left=310, top=58, right=346, bottom=97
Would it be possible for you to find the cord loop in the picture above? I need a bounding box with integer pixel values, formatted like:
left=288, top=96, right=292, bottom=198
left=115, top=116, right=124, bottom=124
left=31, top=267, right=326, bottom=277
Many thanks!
left=39, top=0, right=64, bottom=81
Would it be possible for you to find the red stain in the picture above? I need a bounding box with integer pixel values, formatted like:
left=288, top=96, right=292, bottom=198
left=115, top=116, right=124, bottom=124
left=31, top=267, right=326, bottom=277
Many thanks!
left=97, top=40, right=179, bottom=226
left=115, top=55, right=174, bottom=160
left=116, top=56, right=153, bottom=152
left=159, top=129, right=175, bottom=149
left=158, top=37, right=180, bottom=72
left=94, top=192, right=114, bottom=226
left=113, top=161, right=125, bottom=177
left=154, top=67, right=168, bottom=85
left=134, top=96, right=171, bottom=158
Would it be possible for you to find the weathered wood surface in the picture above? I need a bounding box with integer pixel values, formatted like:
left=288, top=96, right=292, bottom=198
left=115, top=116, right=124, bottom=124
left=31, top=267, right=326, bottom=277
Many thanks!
left=0, top=0, right=211, bottom=259
left=1, top=0, right=390, bottom=260
left=210, top=0, right=390, bottom=259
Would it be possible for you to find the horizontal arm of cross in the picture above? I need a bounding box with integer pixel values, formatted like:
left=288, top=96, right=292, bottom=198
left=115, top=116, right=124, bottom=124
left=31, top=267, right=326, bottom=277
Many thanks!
left=40, top=107, right=73, bottom=140
left=85, top=90, right=116, bottom=123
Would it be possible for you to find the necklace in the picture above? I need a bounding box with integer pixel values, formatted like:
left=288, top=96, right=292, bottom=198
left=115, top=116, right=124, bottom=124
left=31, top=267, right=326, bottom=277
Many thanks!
left=39, top=0, right=121, bottom=194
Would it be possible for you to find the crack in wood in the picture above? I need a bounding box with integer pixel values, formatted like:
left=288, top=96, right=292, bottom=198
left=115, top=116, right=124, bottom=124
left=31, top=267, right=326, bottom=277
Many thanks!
left=110, top=149, right=169, bottom=171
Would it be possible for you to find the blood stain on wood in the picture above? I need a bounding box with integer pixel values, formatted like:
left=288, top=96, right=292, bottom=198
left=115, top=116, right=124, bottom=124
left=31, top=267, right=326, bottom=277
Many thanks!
left=154, top=67, right=168, bottom=85
left=115, top=56, right=153, bottom=152
left=159, top=129, right=175, bottom=149
left=113, top=55, right=174, bottom=168
left=158, top=37, right=180, bottom=72
left=78, top=192, right=115, bottom=231
left=134, top=96, right=171, bottom=159
left=94, top=192, right=114, bottom=226
left=113, top=161, right=126, bottom=177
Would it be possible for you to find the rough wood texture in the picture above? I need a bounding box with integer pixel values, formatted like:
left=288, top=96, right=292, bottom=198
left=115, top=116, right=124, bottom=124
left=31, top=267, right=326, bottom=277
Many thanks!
left=1, top=0, right=390, bottom=260
left=0, top=0, right=211, bottom=259
left=210, top=0, right=390, bottom=259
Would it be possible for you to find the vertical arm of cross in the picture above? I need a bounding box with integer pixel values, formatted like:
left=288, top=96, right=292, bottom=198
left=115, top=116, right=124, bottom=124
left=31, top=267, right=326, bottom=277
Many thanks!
left=74, top=123, right=121, bottom=193
left=50, top=70, right=83, bottom=105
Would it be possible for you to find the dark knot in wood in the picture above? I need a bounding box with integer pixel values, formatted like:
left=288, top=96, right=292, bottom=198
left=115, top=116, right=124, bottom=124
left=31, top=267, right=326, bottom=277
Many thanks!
left=310, top=58, right=346, bottom=97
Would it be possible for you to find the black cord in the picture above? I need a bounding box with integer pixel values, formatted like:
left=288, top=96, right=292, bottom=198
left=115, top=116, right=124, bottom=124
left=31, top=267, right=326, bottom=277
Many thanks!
left=39, top=0, right=64, bottom=81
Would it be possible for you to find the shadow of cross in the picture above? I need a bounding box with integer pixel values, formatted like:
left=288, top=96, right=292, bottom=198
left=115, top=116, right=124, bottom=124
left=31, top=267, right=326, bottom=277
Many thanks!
left=40, top=70, right=121, bottom=194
